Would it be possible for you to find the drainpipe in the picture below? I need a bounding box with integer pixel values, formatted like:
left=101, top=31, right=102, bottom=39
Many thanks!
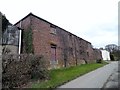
left=18, top=21, right=22, bottom=55
left=18, top=29, right=22, bottom=55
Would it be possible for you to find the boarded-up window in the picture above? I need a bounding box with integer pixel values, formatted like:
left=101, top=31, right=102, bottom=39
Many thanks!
left=50, top=28, right=56, bottom=34
left=50, top=24, right=56, bottom=35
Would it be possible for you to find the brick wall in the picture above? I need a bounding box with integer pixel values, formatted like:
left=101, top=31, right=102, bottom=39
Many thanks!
left=94, top=49, right=102, bottom=60
left=16, top=16, right=32, bottom=53
left=15, top=13, right=102, bottom=69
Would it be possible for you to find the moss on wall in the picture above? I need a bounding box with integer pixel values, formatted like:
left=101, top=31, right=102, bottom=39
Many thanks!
left=23, top=27, right=34, bottom=53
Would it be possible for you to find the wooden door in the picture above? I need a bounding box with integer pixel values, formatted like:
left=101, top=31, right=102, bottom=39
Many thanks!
left=51, top=45, right=57, bottom=68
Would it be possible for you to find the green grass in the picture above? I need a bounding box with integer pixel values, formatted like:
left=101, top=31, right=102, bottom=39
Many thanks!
left=32, top=61, right=108, bottom=88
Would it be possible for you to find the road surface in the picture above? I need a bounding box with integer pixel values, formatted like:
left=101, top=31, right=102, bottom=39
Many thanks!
left=58, top=61, right=118, bottom=88
left=102, top=61, right=119, bottom=89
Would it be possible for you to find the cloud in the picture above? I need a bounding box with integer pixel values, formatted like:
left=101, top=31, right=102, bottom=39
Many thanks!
left=0, top=0, right=118, bottom=48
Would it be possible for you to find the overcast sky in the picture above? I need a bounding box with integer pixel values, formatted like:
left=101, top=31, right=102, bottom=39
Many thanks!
left=0, top=0, right=119, bottom=48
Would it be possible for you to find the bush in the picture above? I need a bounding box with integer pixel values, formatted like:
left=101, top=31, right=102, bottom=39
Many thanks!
left=110, top=54, right=115, bottom=61
left=30, top=55, right=49, bottom=79
left=2, top=54, right=48, bottom=88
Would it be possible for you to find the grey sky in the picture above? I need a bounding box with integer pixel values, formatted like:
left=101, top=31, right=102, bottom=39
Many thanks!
left=0, top=0, right=119, bottom=48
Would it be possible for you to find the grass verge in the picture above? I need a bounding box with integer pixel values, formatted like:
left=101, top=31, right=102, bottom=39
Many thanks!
left=32, top=61, right=108, bottom=88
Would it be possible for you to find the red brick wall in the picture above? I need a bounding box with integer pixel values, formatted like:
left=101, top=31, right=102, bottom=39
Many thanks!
left=15, top=16, right=32, bottom=53
left=93, top=49, right=103, bottom=61
left=15, top=14, right=102, bottom=69
left=16, top=16, right=31, bottom=30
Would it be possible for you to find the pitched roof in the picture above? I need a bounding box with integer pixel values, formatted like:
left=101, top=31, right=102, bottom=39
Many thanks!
left=14, top=12, right=91, bottom=44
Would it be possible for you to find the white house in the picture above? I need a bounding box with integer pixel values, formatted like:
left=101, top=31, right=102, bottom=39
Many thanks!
left=101, top=50, right=110, bottom=60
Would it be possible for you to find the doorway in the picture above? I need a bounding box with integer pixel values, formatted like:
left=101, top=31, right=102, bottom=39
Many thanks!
left=50, top=44, right=57, bottom=68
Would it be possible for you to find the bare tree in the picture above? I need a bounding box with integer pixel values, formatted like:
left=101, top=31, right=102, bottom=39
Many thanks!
left=105, top=44, right=120, bottom=60
left=105, top=44, right=118, bottom=52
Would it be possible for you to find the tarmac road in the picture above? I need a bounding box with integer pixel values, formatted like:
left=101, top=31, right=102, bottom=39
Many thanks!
left=102, top=61, right=119, bottom=89
left=58, top=61, right=118, bottom=88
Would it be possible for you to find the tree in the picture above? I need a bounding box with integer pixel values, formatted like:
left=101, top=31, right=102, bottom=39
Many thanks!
left=2, top=15, right=10, bottom=33
left=105, top=44, right=120, bottom=60
left=105, top=44, right=118, bottom=52
left=110, top=54, right=115, bottom=61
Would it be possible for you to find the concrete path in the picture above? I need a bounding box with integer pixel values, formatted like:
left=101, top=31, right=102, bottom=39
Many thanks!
left=58, top=61, right=118, bottom=88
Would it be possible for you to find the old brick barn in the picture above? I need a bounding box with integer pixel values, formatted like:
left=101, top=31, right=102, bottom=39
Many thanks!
left=15, top=13, right=102, bottom=69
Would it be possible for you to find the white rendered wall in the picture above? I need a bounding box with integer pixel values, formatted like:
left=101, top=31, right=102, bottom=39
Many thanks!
left=101, top=50, right=110, bottom=60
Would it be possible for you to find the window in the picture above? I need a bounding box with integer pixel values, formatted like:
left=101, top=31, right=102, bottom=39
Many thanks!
left=50, top=24, right=57, bottom=35
left=50, top=28, right=56, bottom=34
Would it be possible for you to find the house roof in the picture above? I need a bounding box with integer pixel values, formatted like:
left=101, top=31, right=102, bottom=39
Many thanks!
left=14, top=12, right=91, bottom=44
